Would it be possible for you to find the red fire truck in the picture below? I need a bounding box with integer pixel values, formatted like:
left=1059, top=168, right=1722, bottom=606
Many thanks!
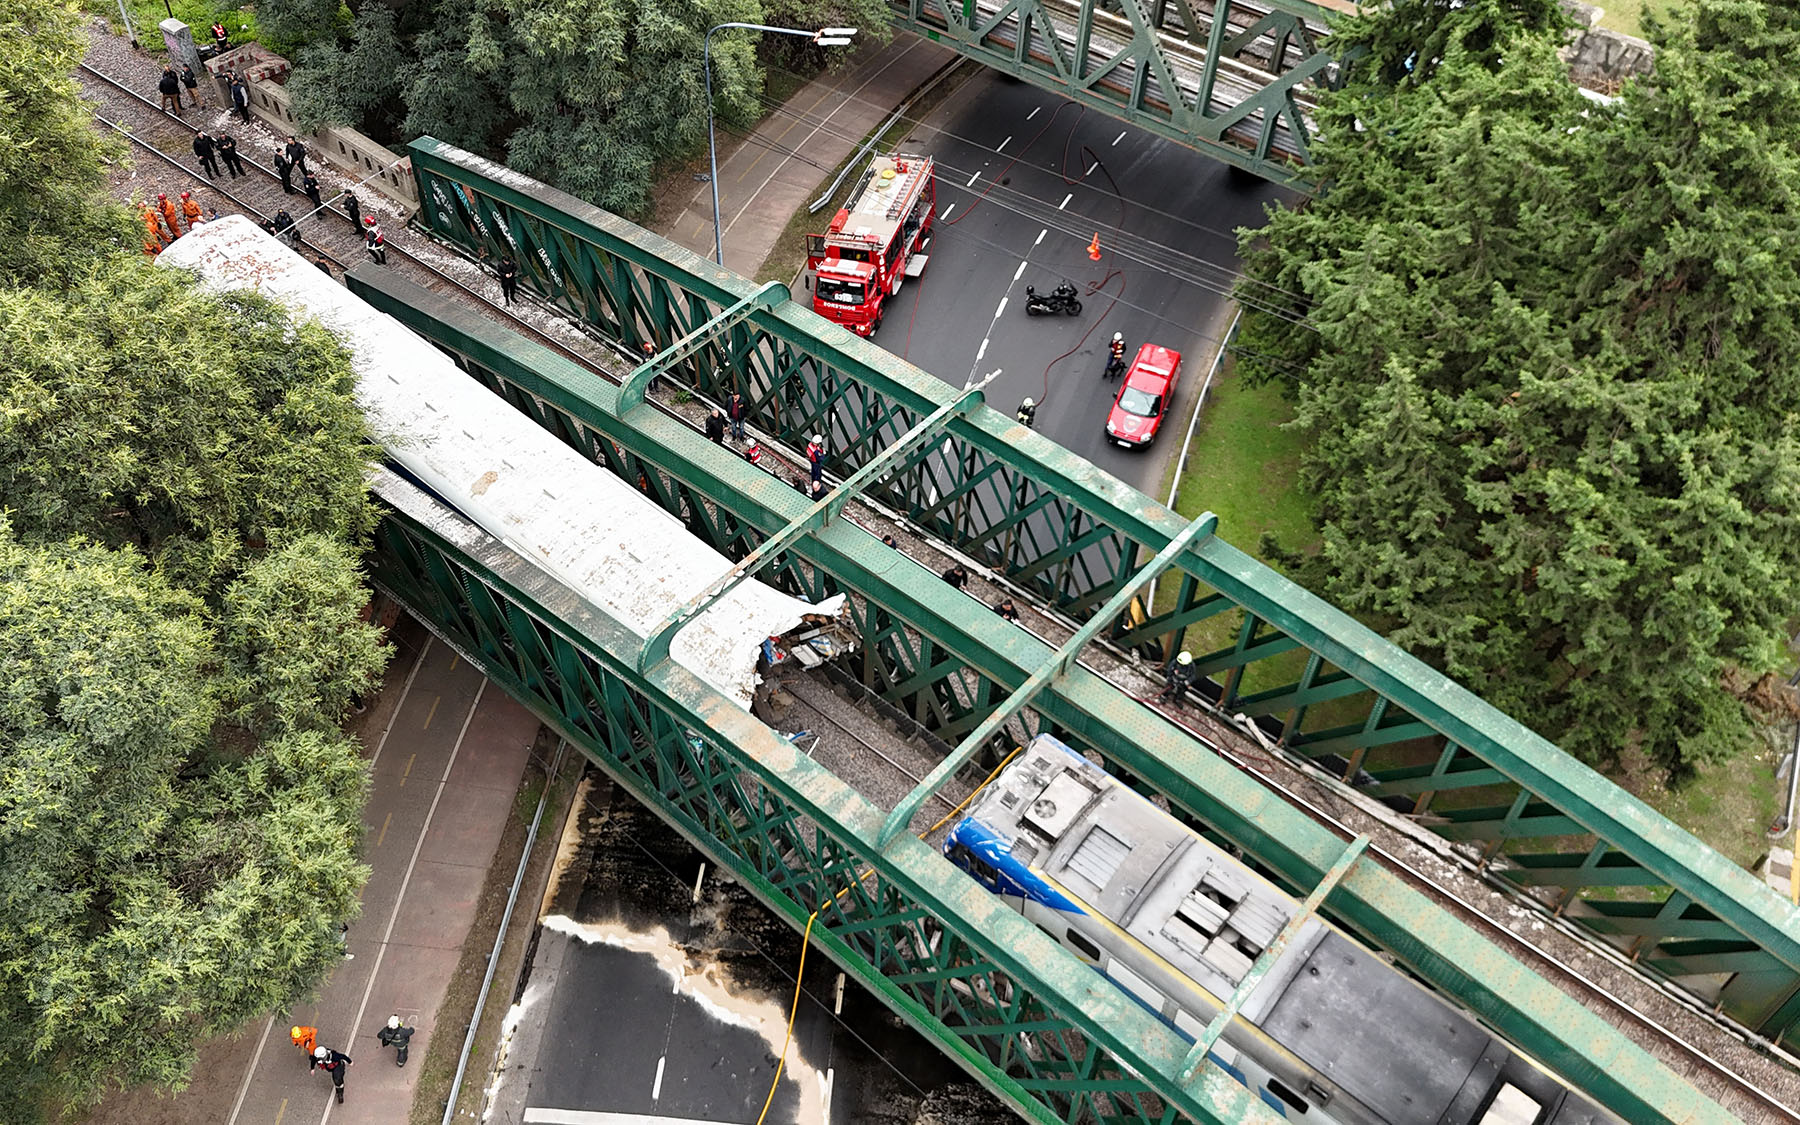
left=805, top=152, right=936, bottom=336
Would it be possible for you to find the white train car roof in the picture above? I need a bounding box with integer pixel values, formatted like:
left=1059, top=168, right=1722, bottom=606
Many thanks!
left=158, top=217, right=840, bottom=707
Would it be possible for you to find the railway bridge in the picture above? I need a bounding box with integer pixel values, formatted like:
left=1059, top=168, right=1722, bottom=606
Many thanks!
left=350, top=140, right=1796, bottom=1124
left=884, top=0, right=1348, bottom=183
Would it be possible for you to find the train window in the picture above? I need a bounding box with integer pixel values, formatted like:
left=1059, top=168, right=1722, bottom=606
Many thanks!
left=1265, top=1079, right=1310, bottom=1115
left=1065, top=928, right=1102, bottom=962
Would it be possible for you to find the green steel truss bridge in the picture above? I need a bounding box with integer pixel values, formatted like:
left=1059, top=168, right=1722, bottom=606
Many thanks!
left=353, top=140, right=1799, bottom=1123
left=887, top=0, right=1345, bottom=183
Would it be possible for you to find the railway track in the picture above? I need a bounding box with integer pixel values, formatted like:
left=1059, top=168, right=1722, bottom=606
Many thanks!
left=76, top=56, right=1795, bottom=1122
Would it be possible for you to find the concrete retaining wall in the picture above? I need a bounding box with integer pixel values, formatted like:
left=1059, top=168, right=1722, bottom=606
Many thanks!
left=1560, top=1, right=1655, bottom=94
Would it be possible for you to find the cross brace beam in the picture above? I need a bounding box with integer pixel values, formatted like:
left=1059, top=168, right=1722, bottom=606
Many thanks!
left=1180, top=834, right=1369, bottom=1084
left=618, top=280, right=786, bottom=413
left=638, top=374, right=994, bottom=674
left=877, top=510, right=1218, bottom=848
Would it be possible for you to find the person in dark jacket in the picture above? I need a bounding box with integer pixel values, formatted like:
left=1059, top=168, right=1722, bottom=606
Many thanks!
left=192, top=131, right=219, bottom=179
left=272, top=209, right=297, bottom=248
left=179, top=64, right=203, bottom=108
left=339, top=189, right=361, bottom=229
left=941, top=564, right=969, bottom=591
left=363, top=216, right=387, bottom=264
left=157, top=67, right=181, bottom=114
left=726, top=391, right=747, bottom=441
left=806, top=434, right=825, bottom=483
left=704, top=410, right=725, bottom=445
left=376, top=1015, right=414, bottom=1067
left=211, top=20, right=229, bottom=50
left=1158, top=650, right=1198, bottom=702
left=993, top=597, right=1020, bottom=622
left=310, top=1046, right=353, bottom=1103
left=216, top=133, right=244, bottom=177
left=284, top=136, right=309, bottom=176
left=302, top=172, right=323, bottom=212
left=274, top=149, right=293, bottom=193
left=230, top=75, right=251, bottom=123
left=497, top=256, right=518, bottom=304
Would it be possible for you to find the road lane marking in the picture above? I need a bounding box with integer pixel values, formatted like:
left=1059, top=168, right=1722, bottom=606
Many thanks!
left=1058, top=193, right=1071, bottom=210
left=275, top=1099, right=287, bottom=1125
left=377, top=812, right=391, bottom=848
left=821, top=1067, right=835, bottom=1121
left=834, top=973, right=846, bottom=1015
left=1113, top=130, right=1127, bottom=146
left=1035, top=229, right=1048, bottom=246
left=1084, top=161, right=1097, bottom=176
left=652, top=1056, right=667, bottom=1100
left=995, top=298, right=1009, bottom=319
left=997, top=135, right=1011, bottom=152
left=447, top=652, right=458, bottom=672
left=967, top=170, right=981, bottom=187
left=399, top=752, right=416, bottom=788
left=321, top=679, right=490, bottom=1125
left=226, top=637, right=435, bottom=1125
left=976, top=338, right=990, bottom=362
left=942, top=202, right=956, bottom=219
left=1013, top=261, right=1027, bottom=282
left=692, top=863, right=707, bottom=904
left=1027, top=105, right=1041, bottom=120
left=423, top=695, right=440, bottom=730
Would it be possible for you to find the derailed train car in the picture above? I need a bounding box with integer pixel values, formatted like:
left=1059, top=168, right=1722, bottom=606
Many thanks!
left=946, top=735, right=1618, bottom=1125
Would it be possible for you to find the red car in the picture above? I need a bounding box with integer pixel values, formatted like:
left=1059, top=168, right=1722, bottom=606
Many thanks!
left=1104, top=343, right=1182, bottom=448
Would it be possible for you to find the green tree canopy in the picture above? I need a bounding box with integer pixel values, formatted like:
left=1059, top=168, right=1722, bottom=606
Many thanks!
left=1236, top=0, right=1800, bottom=779
left=0, top=0, right=390, bottom=1114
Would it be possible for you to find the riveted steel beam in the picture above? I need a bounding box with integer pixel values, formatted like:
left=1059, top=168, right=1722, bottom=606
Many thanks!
left=877, top=508, right=1219, bottom=848
left=619, top=281, right=786, bottom=413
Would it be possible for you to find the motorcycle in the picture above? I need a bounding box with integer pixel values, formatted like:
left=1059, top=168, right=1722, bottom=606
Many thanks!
left=1024, top=281, right=1082, bottom=317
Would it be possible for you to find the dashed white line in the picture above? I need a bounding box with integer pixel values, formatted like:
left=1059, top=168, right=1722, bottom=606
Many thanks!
left=1113, top=130, right=1127, bottom=146
left=821, top=1067, right=836, bottom=1121
left=942, top=202, right=956, bottom=219
left=1085, top=161, right=1097, bottom=176
left=995, top=298, right=1008, bottom=319
left=976, top=338, right=990, bottom=362
left=1034, top=228, right=1048, bottom=246
left=1013, top=261, right=1028, bottom=282
left=1027, top=106, right=1041, bottom=120
left=834, top=973, right=846, bottom=1015
left=652, top=1056, right=666, bottom=1100
left=997, top=135, right=1011, bottom=152
left=1058, top=193, right=1072, bottom=210
left=968, top=170, right=982, bottom=187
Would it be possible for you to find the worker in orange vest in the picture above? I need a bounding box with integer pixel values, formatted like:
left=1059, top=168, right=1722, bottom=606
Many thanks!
left=291, top=1024, right=318, bottom=1058
left=156, top=193, right=182, bottom=240
left=141, top=204, right=168, bottom=246
left=179, top=191, right=204, bottom=230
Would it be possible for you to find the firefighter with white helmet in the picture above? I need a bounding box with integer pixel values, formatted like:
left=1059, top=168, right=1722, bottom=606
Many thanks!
left=1104, top=332, right=1126, bottom=381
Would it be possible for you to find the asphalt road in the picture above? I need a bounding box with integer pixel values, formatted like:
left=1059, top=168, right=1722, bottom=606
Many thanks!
left=860, top=70, right=1297, bottom=494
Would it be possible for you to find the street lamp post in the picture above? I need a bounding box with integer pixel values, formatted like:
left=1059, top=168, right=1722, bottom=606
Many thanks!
left=704, top=22, right=857, bottom=268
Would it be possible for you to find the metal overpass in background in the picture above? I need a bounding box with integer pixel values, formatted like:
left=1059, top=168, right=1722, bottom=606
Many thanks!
left=351, top=139, right=1799, bottom=1124
left=886, top=0, right=1349, bottom=183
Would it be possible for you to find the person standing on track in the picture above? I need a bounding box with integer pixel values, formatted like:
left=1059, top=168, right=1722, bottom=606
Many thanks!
left=284, top=136, right=309, bottom=177
left=179, top=191, right=203, bottom=231
left=310, top=1045, right=353, bottom=1103
left=179, top=64, right=203, bottom=108
left=339, top=189, right=361, bottom=229
left=362, top=216, right=386, bottom=265
left=302, top=172, right=323, bottom=213
left=230, top=74, right=251, bottom=123
left=157, top=67, right=181, bottom=115
left=497, top=255, right=518, bottom=304
left=806, top=434, right=825, bottom=483
left=272, top=208, right=298, bottom=249
left=727, top=390, right=747, bottom=441
left=156, top=193, right=182, bottom=241
left=192, top=131, right=219, bottom=179
left=216, top=132, right=244, bottom=178
left=274, top=148, right=293, bottom=194
left=704, top=408, right=726, bottom=445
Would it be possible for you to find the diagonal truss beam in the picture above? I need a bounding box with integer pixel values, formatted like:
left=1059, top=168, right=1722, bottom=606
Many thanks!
left=638, top=374, right=995, bottom=673
left=877, top=510, right=1218, bottom=848
left=619, top=280, right=786, bottom=413
left=1180, top=834, right=1368, bottom=1081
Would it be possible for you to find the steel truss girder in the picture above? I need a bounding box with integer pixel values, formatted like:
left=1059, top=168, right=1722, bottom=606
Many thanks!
left=353, top=264, right=1735, bottom=1124
left=368, top=466, right=1281, bottom=1125
left=888, top=0, right=1336, bottom=184
left=401, top=138, right=1800, bottom=1048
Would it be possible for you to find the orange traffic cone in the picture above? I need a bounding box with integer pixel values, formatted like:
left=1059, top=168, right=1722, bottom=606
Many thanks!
left=1088, top=233, right=1102, bottom=260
